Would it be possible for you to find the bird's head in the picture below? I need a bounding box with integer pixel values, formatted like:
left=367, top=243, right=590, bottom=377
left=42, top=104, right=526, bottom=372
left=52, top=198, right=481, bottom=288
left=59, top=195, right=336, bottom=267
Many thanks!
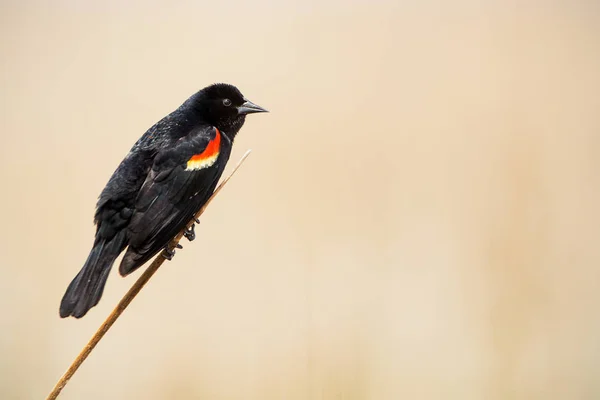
left=189, top=83, right=267, bottom=136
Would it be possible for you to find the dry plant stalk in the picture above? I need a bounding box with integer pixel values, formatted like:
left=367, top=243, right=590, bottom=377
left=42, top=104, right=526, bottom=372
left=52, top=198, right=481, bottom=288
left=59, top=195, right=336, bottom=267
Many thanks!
left=46, top=150, right=252, bottom=400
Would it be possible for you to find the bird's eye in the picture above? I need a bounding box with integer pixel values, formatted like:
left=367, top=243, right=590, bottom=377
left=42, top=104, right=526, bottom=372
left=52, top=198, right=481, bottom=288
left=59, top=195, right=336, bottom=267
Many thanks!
left=223, top=98, right=232, bottom=106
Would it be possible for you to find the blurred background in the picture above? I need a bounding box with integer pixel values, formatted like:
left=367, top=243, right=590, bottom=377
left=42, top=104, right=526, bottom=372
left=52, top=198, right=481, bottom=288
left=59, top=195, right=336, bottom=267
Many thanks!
left=1, top=0, right=600, bottom=399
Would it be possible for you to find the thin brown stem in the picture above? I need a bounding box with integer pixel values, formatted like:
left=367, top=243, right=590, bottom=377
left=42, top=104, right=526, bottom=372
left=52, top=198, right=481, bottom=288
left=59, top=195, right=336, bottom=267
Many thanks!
left=46, top=150, right=252, bottom=400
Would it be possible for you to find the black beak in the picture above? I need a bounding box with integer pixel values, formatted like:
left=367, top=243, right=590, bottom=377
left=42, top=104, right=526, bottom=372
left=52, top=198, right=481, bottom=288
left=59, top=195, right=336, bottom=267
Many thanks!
left=238, top=99, right=268, bottom=115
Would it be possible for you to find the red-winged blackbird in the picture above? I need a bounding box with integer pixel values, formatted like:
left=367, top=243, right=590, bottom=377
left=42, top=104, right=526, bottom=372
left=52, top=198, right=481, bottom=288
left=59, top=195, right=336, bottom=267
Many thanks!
left=59, top=83, right=267, bottom=318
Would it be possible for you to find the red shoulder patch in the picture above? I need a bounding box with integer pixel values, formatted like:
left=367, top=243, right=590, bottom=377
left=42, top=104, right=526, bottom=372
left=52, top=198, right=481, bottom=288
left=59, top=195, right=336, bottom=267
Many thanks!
left=186, top=129, right=221, bottom=171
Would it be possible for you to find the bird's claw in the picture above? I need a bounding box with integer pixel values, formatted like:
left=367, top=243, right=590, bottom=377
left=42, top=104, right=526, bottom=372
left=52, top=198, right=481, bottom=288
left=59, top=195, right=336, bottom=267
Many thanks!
left=183, top=224, right=196, bottom=241
left=194, top=217, right=200, bottom=224
left=162, top=246, right=176, bottom=261
left=163, top=244, right=182, bottom=260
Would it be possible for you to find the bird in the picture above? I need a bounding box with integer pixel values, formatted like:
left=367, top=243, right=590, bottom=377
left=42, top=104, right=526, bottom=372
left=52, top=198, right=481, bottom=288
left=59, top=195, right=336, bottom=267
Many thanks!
left=59, top=83, right=267, bottom=318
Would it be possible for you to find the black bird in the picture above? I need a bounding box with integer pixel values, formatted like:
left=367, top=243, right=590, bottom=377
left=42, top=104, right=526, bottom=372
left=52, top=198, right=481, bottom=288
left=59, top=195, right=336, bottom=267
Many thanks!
left=60, top=83, right=267, bottom=318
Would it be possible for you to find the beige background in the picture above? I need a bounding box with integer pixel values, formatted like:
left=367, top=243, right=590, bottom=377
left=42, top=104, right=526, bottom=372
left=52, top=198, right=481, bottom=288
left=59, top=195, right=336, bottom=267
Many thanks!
left=1, top=0, right=600, bottom=399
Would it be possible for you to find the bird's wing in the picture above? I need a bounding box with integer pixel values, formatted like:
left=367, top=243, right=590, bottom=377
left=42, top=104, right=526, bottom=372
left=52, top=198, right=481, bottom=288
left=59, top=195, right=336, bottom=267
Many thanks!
left=120, top=125, right=228, bottom=275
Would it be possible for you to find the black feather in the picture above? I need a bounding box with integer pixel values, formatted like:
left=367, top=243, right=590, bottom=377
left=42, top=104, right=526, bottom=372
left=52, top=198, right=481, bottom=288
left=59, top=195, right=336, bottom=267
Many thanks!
left=59, top=230, right=127, bottom=318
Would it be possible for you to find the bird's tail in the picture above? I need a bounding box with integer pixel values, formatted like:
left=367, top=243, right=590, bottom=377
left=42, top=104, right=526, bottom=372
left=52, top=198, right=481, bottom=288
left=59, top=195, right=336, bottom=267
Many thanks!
left=59, top=231, right=127, bottom=318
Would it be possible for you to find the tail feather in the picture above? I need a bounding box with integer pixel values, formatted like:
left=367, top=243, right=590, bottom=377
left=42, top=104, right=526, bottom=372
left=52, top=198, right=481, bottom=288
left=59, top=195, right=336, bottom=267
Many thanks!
left=60, top=231, right=127, bottom=318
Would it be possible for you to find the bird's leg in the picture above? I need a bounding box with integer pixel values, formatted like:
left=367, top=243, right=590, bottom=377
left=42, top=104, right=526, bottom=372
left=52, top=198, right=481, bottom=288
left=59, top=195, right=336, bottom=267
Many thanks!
left=162, top=247, right=175, bottom=261
left=162, top=244, right=183, bottom=260
left=183, top=224, right=196, bottom=241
